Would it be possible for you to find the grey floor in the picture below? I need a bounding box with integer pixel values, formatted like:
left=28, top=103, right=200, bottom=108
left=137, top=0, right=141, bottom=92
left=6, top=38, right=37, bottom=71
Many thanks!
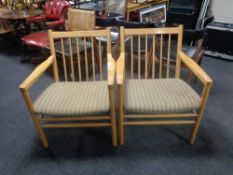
left=0, top=41, right=233, bottom=175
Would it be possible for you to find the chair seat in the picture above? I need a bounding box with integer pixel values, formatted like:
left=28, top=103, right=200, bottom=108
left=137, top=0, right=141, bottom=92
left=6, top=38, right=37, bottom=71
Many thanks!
left=124, top=78, right=200, bottom=114
left=33, top=81, right=110, bottom=116
left=21, top=32, right=49, bottom=48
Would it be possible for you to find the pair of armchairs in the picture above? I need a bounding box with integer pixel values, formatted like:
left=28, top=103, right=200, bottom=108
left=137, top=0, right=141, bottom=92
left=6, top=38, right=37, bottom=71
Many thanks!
left=19, top=25, right=213, bottom=148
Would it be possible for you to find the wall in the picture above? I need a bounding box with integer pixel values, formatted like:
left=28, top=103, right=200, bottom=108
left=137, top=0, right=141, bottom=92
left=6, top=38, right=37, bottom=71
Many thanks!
left=212, top=0, right=233, bottom=23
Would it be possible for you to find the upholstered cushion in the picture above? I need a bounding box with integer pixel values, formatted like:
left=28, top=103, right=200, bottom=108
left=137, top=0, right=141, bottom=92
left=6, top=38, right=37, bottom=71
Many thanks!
left=124, top=78, right=200, bottom=114
left=33, top=81, right=110, bottom=116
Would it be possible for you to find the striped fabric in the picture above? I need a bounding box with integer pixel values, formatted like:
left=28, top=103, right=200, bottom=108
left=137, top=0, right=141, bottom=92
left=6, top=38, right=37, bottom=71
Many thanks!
left=124, top=78, right=200, bottom=114
left=33, top=81, right=110, bottom=116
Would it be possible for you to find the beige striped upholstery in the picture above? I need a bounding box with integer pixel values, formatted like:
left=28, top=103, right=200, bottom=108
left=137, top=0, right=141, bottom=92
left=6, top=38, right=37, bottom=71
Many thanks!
left=33, top=81, right=110, bottom=116
left=124, top=78, right=200, bottom=114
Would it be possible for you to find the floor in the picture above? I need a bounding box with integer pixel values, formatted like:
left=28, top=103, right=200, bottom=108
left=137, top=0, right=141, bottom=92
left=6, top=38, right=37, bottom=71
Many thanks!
left=0, top=39, right=233, bottom=174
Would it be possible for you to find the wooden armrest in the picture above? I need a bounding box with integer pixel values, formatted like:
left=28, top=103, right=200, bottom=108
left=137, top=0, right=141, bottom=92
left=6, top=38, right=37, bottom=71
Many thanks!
left=19, top=55, right=55, bottom=90
left=107, top=54, right=116, bottom=86
left=116, top=53, right=125, bottom=85
left=178, top=51, right=213, bottom=85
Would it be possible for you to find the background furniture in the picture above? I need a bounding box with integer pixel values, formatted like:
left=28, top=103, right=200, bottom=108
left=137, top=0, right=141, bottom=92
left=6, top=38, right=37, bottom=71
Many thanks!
left=166, top=0, right=204, bottom=29
left=67, top=7, right=96, bottom=30
left=117, top=26, right=213, bottom=145
left=19, top=28, right=117, bottom=148
left=204, top=22, right=233, bottom=60
left=125, top=0, right=169, bottom=21
left=0, top=8, right=13, bottom=35
left=27, top=0, right=69, bottom=30
left=21, top=31, right=49, bottom=62
left=0, top=8, right=43, bottom=34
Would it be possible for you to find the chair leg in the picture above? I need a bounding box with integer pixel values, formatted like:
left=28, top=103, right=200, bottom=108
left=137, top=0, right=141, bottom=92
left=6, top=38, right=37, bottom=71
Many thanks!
left=109, top=87, right=117, bottom=147
left=187, top=70, right=194, bottom=84
left=32, top=115, right=49, bottom=148
left=189, top=113, right=203, bottom=144
left=118, top=85, right=124, bottom=146
left=119, top=112, right=124, bottom=146
left=110, top=114, right=117, bottom=147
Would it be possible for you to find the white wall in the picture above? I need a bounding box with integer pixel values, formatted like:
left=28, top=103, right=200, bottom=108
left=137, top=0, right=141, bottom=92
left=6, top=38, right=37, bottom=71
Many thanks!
left=212, top=0, right=233, bottom=23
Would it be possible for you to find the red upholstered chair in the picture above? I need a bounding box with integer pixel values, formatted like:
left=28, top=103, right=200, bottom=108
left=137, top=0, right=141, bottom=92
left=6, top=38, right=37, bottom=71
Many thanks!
left=27, top=0, right=70, bottom=30
left=21, top=32, right=49, bottom=62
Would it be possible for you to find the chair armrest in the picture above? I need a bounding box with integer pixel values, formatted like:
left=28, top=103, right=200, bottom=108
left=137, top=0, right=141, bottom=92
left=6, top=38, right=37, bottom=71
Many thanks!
left=178, top=51, right=213, bottom=85
left=46, top=19, right=65, bottom=28
left=27, top=15, right=46, bottom=24
left=116, top=53, right=125, bottom=85
left=19, top=55, right=55, bottom=91
left=107, top=54, right=116, bottom=86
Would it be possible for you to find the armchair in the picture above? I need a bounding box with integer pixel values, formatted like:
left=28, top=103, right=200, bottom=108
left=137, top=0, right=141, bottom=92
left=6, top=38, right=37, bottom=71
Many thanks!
left=117, top=26, right=213, bottom=145
left=27, top=0, right=70, bottom=30
left=19, top=28, right=117, bottom=148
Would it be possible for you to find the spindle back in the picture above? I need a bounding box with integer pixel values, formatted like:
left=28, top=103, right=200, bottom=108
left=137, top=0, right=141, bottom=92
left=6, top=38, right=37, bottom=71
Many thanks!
left=48, top=28, right=112, bottom=82
left=119, top=25, right=183, bottom=79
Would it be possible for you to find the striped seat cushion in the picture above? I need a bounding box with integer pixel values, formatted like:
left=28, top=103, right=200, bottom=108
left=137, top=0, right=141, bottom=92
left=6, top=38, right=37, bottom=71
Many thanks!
left=124, top=79, right=200, bottom=114
left=33, top=81, right=110, bottom=116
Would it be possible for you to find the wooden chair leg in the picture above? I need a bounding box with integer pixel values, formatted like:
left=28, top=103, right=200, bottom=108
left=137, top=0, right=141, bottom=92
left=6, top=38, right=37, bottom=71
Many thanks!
left=187, top=70, right=194, bottom=84
left=189, top=111, right=204, bottom=144
left=118, top=85, right=124, bottom=145
left=110, top=114, right=117, bottom=147
left=32, top=115, right=49, bottom=148
left=109, top=86, right=117, bottom=147
left=119, top=112, right=124, bottom=146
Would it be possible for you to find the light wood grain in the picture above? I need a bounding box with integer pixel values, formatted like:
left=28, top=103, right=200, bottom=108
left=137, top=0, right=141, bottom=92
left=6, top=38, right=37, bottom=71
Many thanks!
left=178, top=51, right=213, bottom=85
left=19, top=55, right=55, bottom=90
left=20, top=28, right=117, bottom=148
left=117, top=25, right=213, bottom=145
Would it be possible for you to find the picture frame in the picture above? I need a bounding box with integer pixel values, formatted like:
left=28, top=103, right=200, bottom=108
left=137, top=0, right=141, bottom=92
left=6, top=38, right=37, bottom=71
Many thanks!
left=139, top=3, right=167, bottom=24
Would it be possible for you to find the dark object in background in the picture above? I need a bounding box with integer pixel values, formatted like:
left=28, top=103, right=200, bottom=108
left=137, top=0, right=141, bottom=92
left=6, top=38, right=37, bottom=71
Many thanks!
left=205, top=22, right=233, bottom=60
left=166, top=0, right=203, bottom=29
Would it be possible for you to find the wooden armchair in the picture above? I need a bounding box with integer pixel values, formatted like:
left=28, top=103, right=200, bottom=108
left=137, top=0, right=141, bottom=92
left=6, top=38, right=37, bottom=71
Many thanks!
left=19, top=28, right=117, bottom=148
left=117, top=25, right=213, bottom=145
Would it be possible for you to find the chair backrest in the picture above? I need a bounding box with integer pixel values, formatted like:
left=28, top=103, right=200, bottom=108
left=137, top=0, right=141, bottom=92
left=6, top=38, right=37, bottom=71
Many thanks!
left=45, top=0, right=70, bottom=19
left=67, top=8, right=96, bottom=31
left=119, top=25, right=183, bottom=79
left=48, top=28, right=112, bottom=82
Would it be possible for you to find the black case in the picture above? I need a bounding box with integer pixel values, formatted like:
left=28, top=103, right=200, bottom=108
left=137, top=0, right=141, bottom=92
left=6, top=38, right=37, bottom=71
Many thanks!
left=166, top=0, right=203, bottom=29
left=205, top=22, right=233, bottom=60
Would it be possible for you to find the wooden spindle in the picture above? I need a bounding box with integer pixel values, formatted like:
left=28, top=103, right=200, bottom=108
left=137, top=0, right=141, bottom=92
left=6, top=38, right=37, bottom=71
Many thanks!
left=69, top=37, right=75, bottom=81
left=145, top=35, right=148, bottom=79
left=98, top=39, right=102, bottom=80
left=60, top=38, right=67, bottom=81
left=91, top=37, right=96, bottom=81
left=131, top=36, right=134, bottom=79
left=83, top=37, right=89, bottom=81
left=76, top=38, right=82, bottom=81
left=159, top=34, right=163, bottom=79
left=152, top=35, right=155, bottom=79
left=167, top=34, right=171, bottom=78
left=138, top=35, right=141, bottom=79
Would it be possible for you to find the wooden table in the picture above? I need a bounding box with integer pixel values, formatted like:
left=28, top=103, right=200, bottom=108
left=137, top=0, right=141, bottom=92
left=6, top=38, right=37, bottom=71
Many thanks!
left=0, top=8, right=13, bottom=34
left=0, top=8, right=43, bottom=34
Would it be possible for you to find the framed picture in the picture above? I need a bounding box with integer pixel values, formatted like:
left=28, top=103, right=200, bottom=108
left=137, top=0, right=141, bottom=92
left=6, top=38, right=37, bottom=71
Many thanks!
left=139, top=3, right=167, bottom=24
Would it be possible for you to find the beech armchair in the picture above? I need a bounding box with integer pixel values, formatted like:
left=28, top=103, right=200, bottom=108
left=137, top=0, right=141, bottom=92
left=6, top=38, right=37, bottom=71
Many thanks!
left=19, top=28, right=117, bottom=148
left=117, top=25, right=213, bottom=145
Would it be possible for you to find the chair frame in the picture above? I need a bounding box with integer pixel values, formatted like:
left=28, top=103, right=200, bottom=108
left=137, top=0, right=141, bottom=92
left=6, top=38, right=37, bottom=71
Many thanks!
left=19, top=28, right=117, bottom=148
left=117, top=26, right=213, bottom=145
